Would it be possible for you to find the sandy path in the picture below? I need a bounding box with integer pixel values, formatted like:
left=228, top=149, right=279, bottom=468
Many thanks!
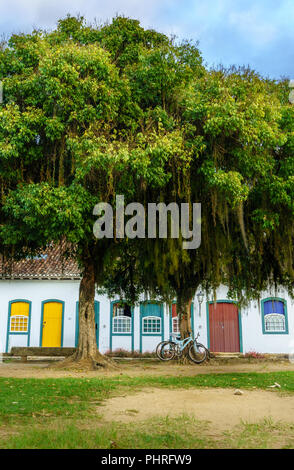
left=101, top=387, right=294, bottom=431
left=0, top=360, right=294, bottom=378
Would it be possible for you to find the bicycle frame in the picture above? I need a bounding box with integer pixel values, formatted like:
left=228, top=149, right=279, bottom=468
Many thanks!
left=158, top=332, right=207, bottom=363
left=170, top=333, right=201, bottom=354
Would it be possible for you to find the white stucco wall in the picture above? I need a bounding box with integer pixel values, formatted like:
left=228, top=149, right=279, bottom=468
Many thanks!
left=0, top=279, right=293, bottom=355
left=0, top=280, right=80, bottom=352
left=240, top=289, right=294, bottom=354
left=194, top=285, right=294, bottom=354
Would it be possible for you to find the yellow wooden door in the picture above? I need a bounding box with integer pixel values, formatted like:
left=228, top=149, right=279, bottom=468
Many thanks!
left=42, top=302, right=63, bottom=347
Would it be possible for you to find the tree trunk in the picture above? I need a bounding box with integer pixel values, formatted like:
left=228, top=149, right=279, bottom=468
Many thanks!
left=177, top=296, right=193, bottom=362
left=178, top=298, right=192, bottom=339
left=76, top=256, right=99, bottom=360
left=53, top=256, right=115, bottom=370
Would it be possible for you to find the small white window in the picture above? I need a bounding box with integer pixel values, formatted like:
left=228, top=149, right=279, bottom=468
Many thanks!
left=113, top=303, right=132, bottom=317
left=172, top=316, right=180, bottom=334
left=10, top=315, right=28, bottom=333
left=264, top=313, right=285, bottom=333
left=113, top=316, right=131, bottom=333
left=112, top=302, right=132, bottom=333
left=116, top=307, right=125, bottom=316
left=143, top=316, right=161, bottom=334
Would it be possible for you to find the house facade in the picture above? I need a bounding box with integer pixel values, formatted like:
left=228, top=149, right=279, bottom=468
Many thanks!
left=0, top=245, right=293, bottom=355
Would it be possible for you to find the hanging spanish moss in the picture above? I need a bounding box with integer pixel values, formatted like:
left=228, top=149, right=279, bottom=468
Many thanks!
left=0, top=16, right=293, bottom=364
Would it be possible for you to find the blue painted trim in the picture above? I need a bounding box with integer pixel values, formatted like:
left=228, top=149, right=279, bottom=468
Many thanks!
left=75, top=302, right=79, bottom=348
left=206, top=299, right=243, bottom=353
left=261, top=297, right=288, bottom=335
left=109, top=300, right=134, bottom=352
left=75, top=301, right=100, bottom=348
left=238, top=309, right=243, bottom=353
left=40, top=300, right=65, bottom=347
left=139, top=301, right=164, bottom=353
left=95, top=301, right=100, bottom=349
left=206, top=302, right=210, bottom=349
left=169, top=304, right=173, bottom=339
left=5, top=300, right=32, bottom=353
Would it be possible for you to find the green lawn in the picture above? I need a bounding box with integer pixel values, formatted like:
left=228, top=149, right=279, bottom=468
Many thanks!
left=0, top=371, right=294, bottom=449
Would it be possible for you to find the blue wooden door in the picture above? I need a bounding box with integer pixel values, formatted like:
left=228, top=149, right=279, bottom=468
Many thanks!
left=140, top=302, right=164, bottom=353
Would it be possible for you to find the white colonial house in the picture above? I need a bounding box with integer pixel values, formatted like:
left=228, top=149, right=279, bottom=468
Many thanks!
left=0, top=244, right=293, bottom=355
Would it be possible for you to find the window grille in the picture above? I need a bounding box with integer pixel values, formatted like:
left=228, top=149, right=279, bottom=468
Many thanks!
left=263, top=299, right=287, bottom=333
left=172, top=316, right=180, bottom=334
left=264, top=313, right=285, bottom=332
left=143, top=316, right=161, bottom=334
left=10, top=315, right=28, bottom=332
left=113, top=316, right=131, bottom=333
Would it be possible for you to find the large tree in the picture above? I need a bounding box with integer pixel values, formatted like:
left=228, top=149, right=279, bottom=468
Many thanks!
left=146, top=68, right=294, bottom=339
left=0, top=16, right=203, bottom=366
left=99, top=67, right=294, bottom=343
left=1, top=16, right=293, bottom=365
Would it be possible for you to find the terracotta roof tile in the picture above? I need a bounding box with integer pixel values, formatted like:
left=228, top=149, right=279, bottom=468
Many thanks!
left=0, top=242, right=81, bottom=279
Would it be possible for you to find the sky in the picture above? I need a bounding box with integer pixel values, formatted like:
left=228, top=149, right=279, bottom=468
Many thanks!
left=0, top=0, right=293, bottom=79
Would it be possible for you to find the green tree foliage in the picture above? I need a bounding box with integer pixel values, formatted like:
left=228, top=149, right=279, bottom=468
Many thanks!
left=0, top=16, right=204, bottom=364
left=0, top=16, right=293, bottom=358
left=100, top=66, right=294, bottom=338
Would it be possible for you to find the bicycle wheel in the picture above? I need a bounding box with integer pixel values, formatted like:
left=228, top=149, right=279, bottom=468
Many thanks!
left=205, top=346, right=211, bottom=360
left=159, top=341, right=176, bottom=361
left=188, top=342, right=207, bottom=364
left=156, top=341, right=169, bottom=360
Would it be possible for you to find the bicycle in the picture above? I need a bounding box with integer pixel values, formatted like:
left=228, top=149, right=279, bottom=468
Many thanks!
left=156, top=332, right=209, bottom=364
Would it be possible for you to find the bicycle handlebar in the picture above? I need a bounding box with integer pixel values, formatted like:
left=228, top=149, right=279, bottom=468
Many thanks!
left=171, top=332, right=200, bottom=340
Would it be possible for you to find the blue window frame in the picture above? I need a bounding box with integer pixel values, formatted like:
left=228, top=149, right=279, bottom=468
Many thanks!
left=109, top=301, right=134, bottom=352
left=5, top=300, right=32, bottom=352
left=139, top=301, right=164, bottom=352
left=261, top=298, right=288, bottom=335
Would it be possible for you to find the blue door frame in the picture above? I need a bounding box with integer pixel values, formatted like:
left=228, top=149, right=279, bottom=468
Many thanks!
left=109, top=300, right=135, bottom=352
left=40, top=299, right=65, bottom=347
left=140, top=301, right=164, bottom=353
left=75, top=301, right=100, bottom=348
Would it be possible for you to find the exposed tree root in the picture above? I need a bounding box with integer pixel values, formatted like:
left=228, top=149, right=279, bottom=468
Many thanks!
left=177, top=355, right=191, bottom=365
left=48, top=352, right=119, bottom=371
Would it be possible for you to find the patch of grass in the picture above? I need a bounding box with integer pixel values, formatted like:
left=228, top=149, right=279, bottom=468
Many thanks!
left=0, top=377, right=116, bottom=424
left=0, top=371, right=293, bottom=425
left=0, top=415, right=213, bottom=449
left=109, top=371, right=294, bottom=393
left=0, top=371, right=294, bottom=448
left=223, top=418, right=294, bottom=449
left=1, top=414, right=294, bottom=449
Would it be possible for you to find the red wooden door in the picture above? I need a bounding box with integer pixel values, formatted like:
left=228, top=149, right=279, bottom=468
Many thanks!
left=209, top=302, right=240, bottom=352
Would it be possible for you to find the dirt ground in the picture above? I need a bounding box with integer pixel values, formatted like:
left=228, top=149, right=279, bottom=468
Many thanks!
left=0, top=358, right=294, bottom=378
left=101, top=387, right=294, bottom=432
left=1, top=359, right=294, bottom=441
